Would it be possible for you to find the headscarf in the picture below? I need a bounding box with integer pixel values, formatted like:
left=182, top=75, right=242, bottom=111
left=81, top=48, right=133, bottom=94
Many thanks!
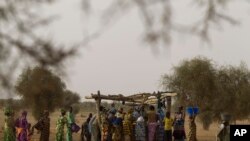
left=137, top=116, right=144, bottom=123
left=22, top=110, right=28, bottom=117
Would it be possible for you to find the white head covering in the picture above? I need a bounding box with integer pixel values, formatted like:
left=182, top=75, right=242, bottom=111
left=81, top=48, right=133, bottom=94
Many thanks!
left=137, top=116, right=144, bottom=122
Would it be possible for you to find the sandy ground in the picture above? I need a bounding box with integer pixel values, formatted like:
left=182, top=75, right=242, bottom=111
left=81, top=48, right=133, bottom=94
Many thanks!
left=0, top=110, right=248, bottom=141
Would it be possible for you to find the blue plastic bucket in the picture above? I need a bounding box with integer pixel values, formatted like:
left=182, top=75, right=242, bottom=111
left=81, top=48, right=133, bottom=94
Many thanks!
left=186, top=107, right=194, bottom=116
left=193, top=107, right=199, bottom=114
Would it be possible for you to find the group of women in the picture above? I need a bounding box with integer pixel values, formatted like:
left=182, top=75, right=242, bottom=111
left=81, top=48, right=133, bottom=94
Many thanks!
left=81, top=104, right=189, bottom=141
left=3, top=106, right=78, bottom=141
left=2, top=104, right=193, bottom=141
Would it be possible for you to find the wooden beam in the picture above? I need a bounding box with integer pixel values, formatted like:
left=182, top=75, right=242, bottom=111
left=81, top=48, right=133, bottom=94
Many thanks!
left=85, top=94, right=136, bottom=102
left=84, top=91, right=177, bottom=104
left=95, top=91, right=101, bottom=127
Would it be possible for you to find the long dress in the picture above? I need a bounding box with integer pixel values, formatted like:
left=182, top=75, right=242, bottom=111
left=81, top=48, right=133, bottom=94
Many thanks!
left=173, top=119, right=186, bottom=141
left=33, top=117, right=50, bottom=141
left=81, top=120, right=91, bottom=141
left=157, top=109, right=165, bottom=141
left=15, top=116, right=29, bottom=141
left=157, top=121, right=165, bottom=141
left=147, top=111, right=158, bottom=141
left=90, top=116, right=101, bottom=141
left=112, top=113, right=123, bottom=141
left=66, top=112, right=75, bottom=141
left=135, top=117, right=146, bottom=141
left=123, top=113, right=133, bottom=141
left=56, top=115, right=68, bottom=141
left=100, top=113, right=109, bottom=141
left=4, top=116, right=16, bottom=141
left=187, top=117, right=197, bottom=141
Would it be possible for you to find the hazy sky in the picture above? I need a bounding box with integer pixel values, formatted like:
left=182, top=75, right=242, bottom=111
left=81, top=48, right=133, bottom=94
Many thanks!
left=41, top=0, right=250, bottom=100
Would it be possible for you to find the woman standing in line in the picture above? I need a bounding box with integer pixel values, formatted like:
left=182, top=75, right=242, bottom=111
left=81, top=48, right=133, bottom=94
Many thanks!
left=66, top=107, right=75, bottom=141
left=30, top=110, right=50, bottom=141
left=3, top=107, right=15, bottom=141
left=55, top=109, right=68, bottom=141
left=147, top=105, right=158, bottom=141
left=15, top=111, right=30, bottom=141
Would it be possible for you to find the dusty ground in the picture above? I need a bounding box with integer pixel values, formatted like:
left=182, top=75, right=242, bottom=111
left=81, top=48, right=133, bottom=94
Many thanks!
left=0, top=110, right=248, bottom=141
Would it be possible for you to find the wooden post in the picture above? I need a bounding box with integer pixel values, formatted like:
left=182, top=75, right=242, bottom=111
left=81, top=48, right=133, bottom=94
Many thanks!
left=95, top=90, right=101, bottom=126
left=157, top=91, right=161, bottom=110
left=166, top=96, right=171, bottom=114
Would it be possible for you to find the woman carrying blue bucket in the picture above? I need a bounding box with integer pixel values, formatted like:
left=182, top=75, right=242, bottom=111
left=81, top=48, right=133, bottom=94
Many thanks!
left=186, top=107, right=199, bottom=141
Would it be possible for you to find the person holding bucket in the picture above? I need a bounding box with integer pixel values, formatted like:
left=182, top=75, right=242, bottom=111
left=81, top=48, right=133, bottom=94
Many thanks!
left=186, top=107, right=199, bottom=141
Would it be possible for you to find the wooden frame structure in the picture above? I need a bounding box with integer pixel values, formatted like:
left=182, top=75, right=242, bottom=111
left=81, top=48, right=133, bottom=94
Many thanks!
left=85, top=90, right=177, bottom=124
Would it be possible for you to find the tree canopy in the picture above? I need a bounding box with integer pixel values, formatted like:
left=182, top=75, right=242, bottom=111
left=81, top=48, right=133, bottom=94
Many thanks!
left=15, top=66, right=80, bottom=119
left=161, top=57, right=250, bottom=129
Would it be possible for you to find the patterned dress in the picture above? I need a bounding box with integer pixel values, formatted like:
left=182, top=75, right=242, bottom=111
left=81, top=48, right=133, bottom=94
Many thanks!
left=135, top=116, right=146, bottom=141
left=101, top=113, right=109, bottom=141
left=123, top=113, right=133, bottom=141
left=66, top=112, right=75, bottom=141
left=112, top=113, right=123, bottom=141
left=33, top=117, right=50, bottom=141
left=4, top=116, right=16, bottom=141
left=187, top=116, right=197, bottom=141
left=15, top=116, right=29, bottom=141
left=56, top=115, right=68, bottom=141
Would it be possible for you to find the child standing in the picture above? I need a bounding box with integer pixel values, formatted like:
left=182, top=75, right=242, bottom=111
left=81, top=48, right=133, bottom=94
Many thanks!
left=164, top=112, right=173, bottom=141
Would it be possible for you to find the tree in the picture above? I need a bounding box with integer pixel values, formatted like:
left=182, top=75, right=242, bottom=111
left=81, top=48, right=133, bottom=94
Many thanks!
left=63, top=90, right=81, bottom=114
left=15, top=66, right=66, bottom=119
left=214, top=63, right=250, bottom=122
left=161, top=57, right=250, bottom=129
left=161, top=57, right=217, bottom=130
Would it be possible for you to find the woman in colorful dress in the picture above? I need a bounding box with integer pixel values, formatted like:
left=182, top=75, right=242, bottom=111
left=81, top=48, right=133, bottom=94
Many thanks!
left=147, top=105, right=158, bottom=141
left=30, top=110, right=50, bottom=141
left=15, top=111, right=30, bottom=141
left=135, top=116, right=146, bottom=141
left=157, top=108, right=165, bottom=141
left=101, top=115, right=109, bottom=141
left=56, top=109, right=68, bottom=141
left=173, top=114, right=186, bottom=141
left=66, top=107, right=75, bottom=141
left=123, top=109, right=133, bottom=141
left=112, top=108, right=124, bottom=141
left=187, top=115, right=197, bottom=141
left=3, top=107, right=15, bottom=141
